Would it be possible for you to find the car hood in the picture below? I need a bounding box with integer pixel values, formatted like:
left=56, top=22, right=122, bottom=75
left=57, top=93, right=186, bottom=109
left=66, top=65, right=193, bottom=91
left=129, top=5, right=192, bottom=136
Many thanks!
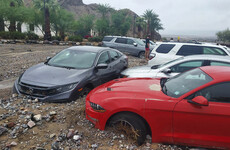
left=20, top=63, right=90, bottom=87
left=88, top=78, right=171, bottom=103
left=121, top=65, right=158, bottom=78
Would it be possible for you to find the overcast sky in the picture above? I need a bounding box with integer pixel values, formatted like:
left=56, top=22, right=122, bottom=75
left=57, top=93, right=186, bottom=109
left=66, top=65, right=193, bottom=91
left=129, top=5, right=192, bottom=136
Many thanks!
left=84, top=0, right=230, bottom=37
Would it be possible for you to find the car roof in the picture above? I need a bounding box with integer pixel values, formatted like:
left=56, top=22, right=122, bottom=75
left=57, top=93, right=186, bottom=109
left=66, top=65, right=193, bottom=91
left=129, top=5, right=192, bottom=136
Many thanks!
left=200, top=66, right=230, bottom=81
left=104, top=35, right=140, bottom=40
left=183, top=55, right=230, bottom=62
left=157, top=42, right=225, bottom=48
left=67, top=46, right=112, bottom=53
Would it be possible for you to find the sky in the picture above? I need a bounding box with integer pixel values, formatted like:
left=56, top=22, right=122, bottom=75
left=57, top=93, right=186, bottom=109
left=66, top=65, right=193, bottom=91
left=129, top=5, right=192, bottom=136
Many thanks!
left=83, top=0, right=230, bottom=37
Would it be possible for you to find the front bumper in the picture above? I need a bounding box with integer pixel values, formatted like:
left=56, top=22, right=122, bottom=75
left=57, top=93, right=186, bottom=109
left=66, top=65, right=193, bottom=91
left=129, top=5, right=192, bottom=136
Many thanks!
left=13, top=79, right=80, bottom=102
left=85, top=99, right=106, bottom=130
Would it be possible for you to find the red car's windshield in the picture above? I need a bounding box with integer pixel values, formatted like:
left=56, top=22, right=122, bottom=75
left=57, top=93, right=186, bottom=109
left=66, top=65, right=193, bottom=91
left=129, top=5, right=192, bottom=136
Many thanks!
left=163, top=68, right=213, bottom=98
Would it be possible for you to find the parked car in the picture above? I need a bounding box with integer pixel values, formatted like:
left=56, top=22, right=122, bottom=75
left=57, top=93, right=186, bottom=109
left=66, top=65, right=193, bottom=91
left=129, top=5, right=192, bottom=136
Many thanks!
left=86, top=66, right=230, bottom=148
left=13, top=46, right=128, bottom=102
left=102, top=36, right=154, bottom=59
left=148, top=42, right=230, bottom=66
left=142, top=39, right=156, bottom=47
left=121, top=55, right=230, bottom=78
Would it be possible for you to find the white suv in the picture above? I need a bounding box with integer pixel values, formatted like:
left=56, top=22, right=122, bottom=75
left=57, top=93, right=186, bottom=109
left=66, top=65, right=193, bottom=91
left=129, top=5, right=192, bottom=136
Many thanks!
left=148, top=42, right=230, bottom=66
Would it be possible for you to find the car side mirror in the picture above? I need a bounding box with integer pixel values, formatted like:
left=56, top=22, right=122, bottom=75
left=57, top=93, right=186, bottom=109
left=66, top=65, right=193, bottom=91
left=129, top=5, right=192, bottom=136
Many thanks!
left=162, top=68, right=172, bottom=74
left=188, top=96, right=209, bottom=106
left=133, top=43, right=137, bottom=47
left=45, top=57, right=51, bottom=64
left=96, top=64, right=108, bottom=69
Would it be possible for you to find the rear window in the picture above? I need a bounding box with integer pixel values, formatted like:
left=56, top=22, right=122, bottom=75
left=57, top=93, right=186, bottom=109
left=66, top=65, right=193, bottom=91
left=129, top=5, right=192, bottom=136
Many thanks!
left=103, top=37, right=114, bottom=42
left=176, top=45, right=227, bottom=56
left=156, top=44, right=175, bottom=53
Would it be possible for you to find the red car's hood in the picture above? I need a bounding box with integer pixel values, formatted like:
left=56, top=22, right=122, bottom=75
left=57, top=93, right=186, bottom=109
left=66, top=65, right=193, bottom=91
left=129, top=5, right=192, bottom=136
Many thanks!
left=88, top=78, right=171, bottom=103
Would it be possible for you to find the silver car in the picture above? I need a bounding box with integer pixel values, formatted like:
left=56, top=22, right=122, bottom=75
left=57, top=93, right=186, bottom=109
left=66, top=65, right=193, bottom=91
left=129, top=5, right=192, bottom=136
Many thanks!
left=121, top=55, right=230, bottom=78
left=102, top=36, right=154, bottom=59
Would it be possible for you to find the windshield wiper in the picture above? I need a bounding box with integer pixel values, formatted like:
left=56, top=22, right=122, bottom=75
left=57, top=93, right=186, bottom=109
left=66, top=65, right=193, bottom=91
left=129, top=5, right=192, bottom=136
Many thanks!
left=162, top=85, right=168, bottom=95
left=60, top=66, right=76, bottom=69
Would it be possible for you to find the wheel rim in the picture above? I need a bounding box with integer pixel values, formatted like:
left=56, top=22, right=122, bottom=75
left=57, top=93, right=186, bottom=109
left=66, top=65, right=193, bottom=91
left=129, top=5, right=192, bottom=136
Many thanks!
left=139, top=52, right=145, bottom=59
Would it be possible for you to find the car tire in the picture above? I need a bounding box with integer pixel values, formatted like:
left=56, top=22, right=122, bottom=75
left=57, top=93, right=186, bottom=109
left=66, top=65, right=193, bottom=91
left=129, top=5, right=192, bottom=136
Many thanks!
left=109, top=112, right=147, bottom=145
left=138, top=52, right=145, bottom=59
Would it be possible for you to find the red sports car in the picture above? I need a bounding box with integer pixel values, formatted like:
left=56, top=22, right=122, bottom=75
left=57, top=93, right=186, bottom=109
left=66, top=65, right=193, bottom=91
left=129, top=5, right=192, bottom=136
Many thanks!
left=86, top=66, right=230, bottom=149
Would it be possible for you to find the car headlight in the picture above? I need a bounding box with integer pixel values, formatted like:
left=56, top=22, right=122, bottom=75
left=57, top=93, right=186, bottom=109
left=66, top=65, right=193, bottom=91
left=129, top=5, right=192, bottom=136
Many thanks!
left=90, top=102, right=106, bottom=113
left=55, top=83, right=78, bottom=93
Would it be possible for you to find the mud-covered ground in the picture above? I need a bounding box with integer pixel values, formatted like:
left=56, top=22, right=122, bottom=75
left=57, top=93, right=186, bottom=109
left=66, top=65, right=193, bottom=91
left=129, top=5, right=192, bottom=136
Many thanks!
left=0, top=44, right=196, bottom=150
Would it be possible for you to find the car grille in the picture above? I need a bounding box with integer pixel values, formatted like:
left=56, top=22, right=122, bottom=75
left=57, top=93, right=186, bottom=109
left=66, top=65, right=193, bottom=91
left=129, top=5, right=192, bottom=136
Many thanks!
left=18, top=82, right=53, bottom=98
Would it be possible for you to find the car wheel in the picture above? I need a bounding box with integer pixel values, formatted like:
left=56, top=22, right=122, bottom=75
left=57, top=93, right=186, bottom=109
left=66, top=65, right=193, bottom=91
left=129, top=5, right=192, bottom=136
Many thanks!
left=109, top=112, right=147, bottom=145
left=138, top=52, right=145, bottom=59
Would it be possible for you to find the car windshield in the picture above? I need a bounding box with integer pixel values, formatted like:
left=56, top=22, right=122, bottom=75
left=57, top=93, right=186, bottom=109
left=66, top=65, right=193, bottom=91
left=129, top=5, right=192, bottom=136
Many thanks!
left=162, top=68, right=213, bottom=98
left=47, top=49, right=97, bottom=69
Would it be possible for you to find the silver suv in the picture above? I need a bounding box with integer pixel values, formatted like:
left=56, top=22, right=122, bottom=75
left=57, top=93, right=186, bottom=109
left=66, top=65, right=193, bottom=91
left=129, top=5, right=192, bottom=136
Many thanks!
left=102, top=36, right=154, bottom=58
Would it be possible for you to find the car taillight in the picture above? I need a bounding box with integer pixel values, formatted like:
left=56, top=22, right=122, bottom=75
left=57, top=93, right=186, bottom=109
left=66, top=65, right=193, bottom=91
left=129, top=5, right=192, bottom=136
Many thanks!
left=149, top=53, right=156, bottom=60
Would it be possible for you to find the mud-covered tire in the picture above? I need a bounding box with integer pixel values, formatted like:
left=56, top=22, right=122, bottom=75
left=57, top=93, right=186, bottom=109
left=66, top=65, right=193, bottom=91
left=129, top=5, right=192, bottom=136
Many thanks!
left=109, top=112, right=147, bottom=145
left=138, top=52, right=145, bottom=59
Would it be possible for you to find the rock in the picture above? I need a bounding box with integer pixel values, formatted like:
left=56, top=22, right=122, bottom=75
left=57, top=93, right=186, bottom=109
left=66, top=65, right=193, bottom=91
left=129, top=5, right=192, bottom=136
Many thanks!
left=6, top=122, right=15, bottom=128
left=0, top=126, right=8, bottom=135
left=50, top=133, right=56, bottom=139
left=50, top=111, right=57, bottom=115
left=27, top=120, right=36, bottom=128
left=91, top=144, right=98, bottom=148
left=10, top=141, right=17, bottom=146
left=51, top=141, right=60, bottom=150
left=34, top=98, right=39, bottom=103
left=67, top=129, right=74, bottom=139
left=34, top=114, right=42, bottom=121
left=73, top=135, right=81, bottom=141
left=12, top=93, right=18, bottom=98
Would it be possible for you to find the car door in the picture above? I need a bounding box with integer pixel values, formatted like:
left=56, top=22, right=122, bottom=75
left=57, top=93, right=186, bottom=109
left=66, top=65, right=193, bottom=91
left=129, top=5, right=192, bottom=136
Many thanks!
left=173, top=82, right=230, bottom=148
left=126, top=39, right=139, bottom=55
left=108, top=50, right=123, bottom=78
left=114, top=38, right=127, bottom=52
left=94, top=51, right=114, bottom=85
left=155, top=60, right=205, bottom=78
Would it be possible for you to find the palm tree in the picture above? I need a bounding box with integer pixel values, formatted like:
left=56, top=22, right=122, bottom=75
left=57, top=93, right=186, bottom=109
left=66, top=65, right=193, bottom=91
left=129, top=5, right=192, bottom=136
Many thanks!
left=143, top=9, right=163, bottom=40
left=33, top=0, right=59, bottom=40
left=97, top=4, right=112, bottom=19
left=136, top=17, right=146, bottom=38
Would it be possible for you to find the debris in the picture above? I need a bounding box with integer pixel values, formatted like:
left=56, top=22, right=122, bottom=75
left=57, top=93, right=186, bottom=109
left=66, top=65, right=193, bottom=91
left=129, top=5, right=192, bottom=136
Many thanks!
left=27, top=120, right=36, bottom=128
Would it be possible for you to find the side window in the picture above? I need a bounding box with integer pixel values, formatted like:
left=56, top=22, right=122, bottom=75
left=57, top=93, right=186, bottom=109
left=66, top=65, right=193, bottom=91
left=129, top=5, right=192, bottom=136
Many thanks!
left=192, top=82, right=230, bottom=103
left=203, top=47, right=227, bottom=55
left=97, top=52, right=110, bottom=64
left=170, top=61, right=203, bottom=73
left=109, top=51, right=120, bottom=61
left=176, top=45, right=202, bottom=56
left=103, top=37, right=113, bottom=42
left=127, top=39, right=135, bottom=45
left=115, top=38, right=127, bottom=44
left=156, top=44, right=175, bottom=53
left=210, top=61, right=230, bottom=67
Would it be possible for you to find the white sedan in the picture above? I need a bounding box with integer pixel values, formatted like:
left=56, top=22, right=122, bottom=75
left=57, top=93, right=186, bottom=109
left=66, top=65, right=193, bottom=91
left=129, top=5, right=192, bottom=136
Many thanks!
left=121, top=55, right=230, bottom=78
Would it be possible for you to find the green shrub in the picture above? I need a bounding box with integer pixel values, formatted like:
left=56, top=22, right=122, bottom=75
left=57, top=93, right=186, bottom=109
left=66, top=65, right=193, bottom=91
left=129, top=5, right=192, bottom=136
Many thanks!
left=0, top=31, right=26, bottom=39
left=88, top=36, right=103, bottom=42
left=25, top=32, right=39, bottom=40
left=68, top=35, right=83, bottom=42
